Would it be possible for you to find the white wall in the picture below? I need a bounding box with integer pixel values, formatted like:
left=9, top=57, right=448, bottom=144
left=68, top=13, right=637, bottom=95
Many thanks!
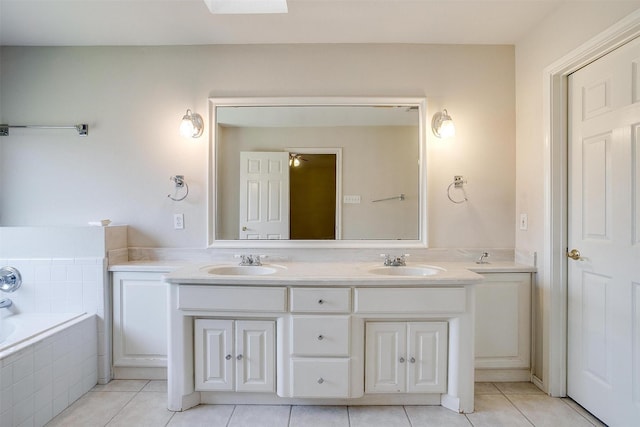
left=515, top=2, right=640, bottom=387
left=0, top=44, right=515, bottom=249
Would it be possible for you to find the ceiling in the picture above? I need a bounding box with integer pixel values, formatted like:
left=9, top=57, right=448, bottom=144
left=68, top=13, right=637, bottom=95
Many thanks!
left=0, top=0, right=571, bottom=46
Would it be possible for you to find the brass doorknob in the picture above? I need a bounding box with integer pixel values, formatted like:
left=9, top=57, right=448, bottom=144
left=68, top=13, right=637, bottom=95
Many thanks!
left=567, top=249, right=581, bottom=260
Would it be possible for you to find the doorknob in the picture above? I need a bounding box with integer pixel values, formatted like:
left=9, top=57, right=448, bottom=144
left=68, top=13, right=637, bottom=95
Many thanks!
left=567, top=249, right=582, bottom=260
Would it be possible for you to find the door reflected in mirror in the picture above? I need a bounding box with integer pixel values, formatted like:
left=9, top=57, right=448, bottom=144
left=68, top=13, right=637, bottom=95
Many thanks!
left=209, top=98, right=427, bottom=247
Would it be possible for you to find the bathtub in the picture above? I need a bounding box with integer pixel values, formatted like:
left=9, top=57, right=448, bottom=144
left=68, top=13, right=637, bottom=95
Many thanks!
left=0, top=313, right=98, bottom=427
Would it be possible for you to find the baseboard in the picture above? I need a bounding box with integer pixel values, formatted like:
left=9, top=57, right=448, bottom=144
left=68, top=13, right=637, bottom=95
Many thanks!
left=475, top=368, right=531, bottom=382
left=113, top=366, right=167, bottom=380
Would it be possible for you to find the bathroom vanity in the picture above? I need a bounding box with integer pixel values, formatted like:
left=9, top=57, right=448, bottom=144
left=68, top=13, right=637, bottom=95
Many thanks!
left=164, top=262, right=482, bottom=413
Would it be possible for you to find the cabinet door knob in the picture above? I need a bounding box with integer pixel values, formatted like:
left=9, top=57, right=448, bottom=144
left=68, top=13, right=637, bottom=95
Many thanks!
left=317, top=334, right=324, bottom=340
left=236, top=354, right=243, bottom=361
left=410, top=357, right=416, bottom=363
left=225, top=354, right=232, bottom=360
left=317, top=378, right=324, bottom=384
left=318, top=299, right=324, bottom=304
left=399, top=357, right=405, bottom=363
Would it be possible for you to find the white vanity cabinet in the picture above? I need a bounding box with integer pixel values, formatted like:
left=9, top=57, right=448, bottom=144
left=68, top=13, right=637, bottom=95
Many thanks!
left=475, top=272, right=532, bottom=381
left=194, top=319, right=275, bottom=392
left=112, top=271, right=168, bottom=375
left=167, top=271, right=478, bottom=414
left=365, top=322, right=448, bottom=394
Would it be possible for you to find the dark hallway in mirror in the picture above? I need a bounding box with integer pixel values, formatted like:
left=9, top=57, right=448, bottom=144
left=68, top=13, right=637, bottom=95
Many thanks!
left=289, top=154, right=337, bottom=239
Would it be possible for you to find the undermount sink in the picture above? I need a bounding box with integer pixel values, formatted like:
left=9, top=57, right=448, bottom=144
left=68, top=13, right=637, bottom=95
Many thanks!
left=205, top=265, right=283, bottom=276
left=368, top=265, right=445, bottom=276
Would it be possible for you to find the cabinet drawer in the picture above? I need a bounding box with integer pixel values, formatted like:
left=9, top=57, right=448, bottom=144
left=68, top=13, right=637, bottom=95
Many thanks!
left=291, top=316, right=350, bottom=356
left=354, top=287, right=466, bottom=314
left=291, top=358, right=350, bottom=398
left=177, top=285, right=287, bottom=312
left=290, top=288, right=351, bottom=313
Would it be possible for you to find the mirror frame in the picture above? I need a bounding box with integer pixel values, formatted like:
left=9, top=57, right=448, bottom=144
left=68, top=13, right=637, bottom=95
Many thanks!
left=207, top=96, right=428, bottom=248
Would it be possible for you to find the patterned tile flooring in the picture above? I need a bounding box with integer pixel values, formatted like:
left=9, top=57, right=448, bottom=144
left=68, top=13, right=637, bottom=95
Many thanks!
left=45, top=381, right=606, bottom=426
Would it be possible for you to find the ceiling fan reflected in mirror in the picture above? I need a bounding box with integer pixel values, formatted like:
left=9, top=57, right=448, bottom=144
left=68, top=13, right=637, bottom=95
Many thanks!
left=289, top=153, right=307, bottom=167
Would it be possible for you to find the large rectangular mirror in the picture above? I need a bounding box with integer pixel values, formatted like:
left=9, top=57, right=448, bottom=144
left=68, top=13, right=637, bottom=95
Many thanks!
left=208, top=97, right=427, bottom=248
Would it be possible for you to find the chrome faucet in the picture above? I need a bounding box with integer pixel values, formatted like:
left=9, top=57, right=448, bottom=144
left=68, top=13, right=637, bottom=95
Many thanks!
left=0, top=266, right=22, bottom=293
left=0, top=298, right=13, bottom=309
left=382, top=254, right=409, bottom=267
left=476, top=251, right=490, bottom=264
left=237, top=255, right=263, bottom=266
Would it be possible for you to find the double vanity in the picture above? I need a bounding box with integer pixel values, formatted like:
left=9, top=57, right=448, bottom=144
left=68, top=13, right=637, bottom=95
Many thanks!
left=163, top=260, right=484, bottom=413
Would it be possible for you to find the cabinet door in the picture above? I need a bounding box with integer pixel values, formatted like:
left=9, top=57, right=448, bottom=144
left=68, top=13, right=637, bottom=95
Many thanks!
left=475, top=273, right=531, bottom=369
left=365, top=322, right=406, bottom=393
left=112, top=272, right=168, bottom=367
left=407, top=322, right=448, bottom=393
left=235, top=320, right=275, bottom=392
left=194, top=319, right=234, bottom=391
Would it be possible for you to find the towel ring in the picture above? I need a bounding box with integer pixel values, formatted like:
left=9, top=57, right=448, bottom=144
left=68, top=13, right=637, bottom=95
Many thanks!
left=168, top=175, right=189, bottom=202
left=447, top=178, right=468, bottom=204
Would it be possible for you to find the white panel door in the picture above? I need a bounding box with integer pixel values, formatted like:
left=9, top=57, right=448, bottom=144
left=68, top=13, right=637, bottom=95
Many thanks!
left=365, top=322, right=406, bottom=393
left=235, top=320, right=275, bottom=392
left=239, top=152, right=290, bottom=239
left=568, top=36, right=640, bottom=426
left=407, top=322, right=448, bottom=393
left=194, top=319, right=234, bottom=391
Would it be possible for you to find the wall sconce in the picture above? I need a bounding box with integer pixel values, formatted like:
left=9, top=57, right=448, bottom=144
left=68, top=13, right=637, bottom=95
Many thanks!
left=431, top=109, right=455, bottom=138
left=179, top=109, right=204, bottom=138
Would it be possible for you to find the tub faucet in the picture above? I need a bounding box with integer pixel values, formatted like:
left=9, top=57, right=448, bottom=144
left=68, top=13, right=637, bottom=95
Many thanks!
left=236, top=254, right=263, bottom=266
left=382, top=254, right=409, bottom=267
left=476, top=251, right=490, bottom=264
left=0, top=298, right=13, bottom=309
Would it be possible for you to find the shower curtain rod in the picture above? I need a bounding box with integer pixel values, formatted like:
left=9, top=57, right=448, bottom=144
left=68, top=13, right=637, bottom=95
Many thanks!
left=0, top=124, right=88, bottom=137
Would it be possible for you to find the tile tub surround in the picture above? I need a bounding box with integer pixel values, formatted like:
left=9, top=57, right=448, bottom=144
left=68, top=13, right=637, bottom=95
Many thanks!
left=0, top=257, right=110, bottom=384
left=46, top=380, right=606, bottom=427
left=0, top=314, right=97, bottom=427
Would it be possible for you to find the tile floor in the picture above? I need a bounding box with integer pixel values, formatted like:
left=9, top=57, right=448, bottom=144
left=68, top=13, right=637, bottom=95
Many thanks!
left=45, top=380, right=606, bottom=427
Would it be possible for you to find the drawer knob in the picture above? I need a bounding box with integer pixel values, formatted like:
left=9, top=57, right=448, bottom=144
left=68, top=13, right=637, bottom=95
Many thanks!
left=317, top=378, right=324, bottom=384
left=225, top=354, right=232, bottom=360
left=410, top=357, right=416, bottom=363
left=236, top=354, right=243, bottom=361
left=317, top=334, right=324, bottom=340
left=318, top=299, right=325, bottom=304
left=399, top=357, right=405, bottom=363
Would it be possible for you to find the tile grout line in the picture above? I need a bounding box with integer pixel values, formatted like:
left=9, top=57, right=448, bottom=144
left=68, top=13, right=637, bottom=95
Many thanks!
left=101, top=382, right=145, bottom=427
left=559, top=398, right=600, bottom=426
left=493, top=382, right=536, bottom=427
left=287, top=405, right=293, bottom=427
left=402, top=405, right=413, bottom=427
left=501, top=393, right=536, bottom=426
left=225, top=405, right=237, bottom=427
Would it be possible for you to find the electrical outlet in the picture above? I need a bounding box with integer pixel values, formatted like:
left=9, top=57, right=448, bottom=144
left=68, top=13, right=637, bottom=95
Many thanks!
left=174, top=213, right=184, bottom=229
left=344, top=195, right=361, bottom=204
left=519, top=213, right=528, bottom=230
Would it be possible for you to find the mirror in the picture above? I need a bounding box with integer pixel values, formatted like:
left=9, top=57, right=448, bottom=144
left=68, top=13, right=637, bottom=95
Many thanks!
left=208, top=97, right=427, bottom=248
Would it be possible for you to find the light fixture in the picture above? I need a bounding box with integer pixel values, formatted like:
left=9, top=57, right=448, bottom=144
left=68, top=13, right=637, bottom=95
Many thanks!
left=180, top=109, right=204, bottom=138
left=289, top=153, right=300, bottom=167
left=289, top=153, right=304, bottom=167
left=431, top=109, right=455, bottom=138
left=203, top=0, right=288, bottom=14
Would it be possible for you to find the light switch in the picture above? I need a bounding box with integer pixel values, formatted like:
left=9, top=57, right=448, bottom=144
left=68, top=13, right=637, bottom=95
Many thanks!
left=519, top=213, right=528, bottom=231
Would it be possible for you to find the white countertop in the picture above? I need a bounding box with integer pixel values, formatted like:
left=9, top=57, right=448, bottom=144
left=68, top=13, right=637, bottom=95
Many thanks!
left=146, top=261, right=535, bottom=286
